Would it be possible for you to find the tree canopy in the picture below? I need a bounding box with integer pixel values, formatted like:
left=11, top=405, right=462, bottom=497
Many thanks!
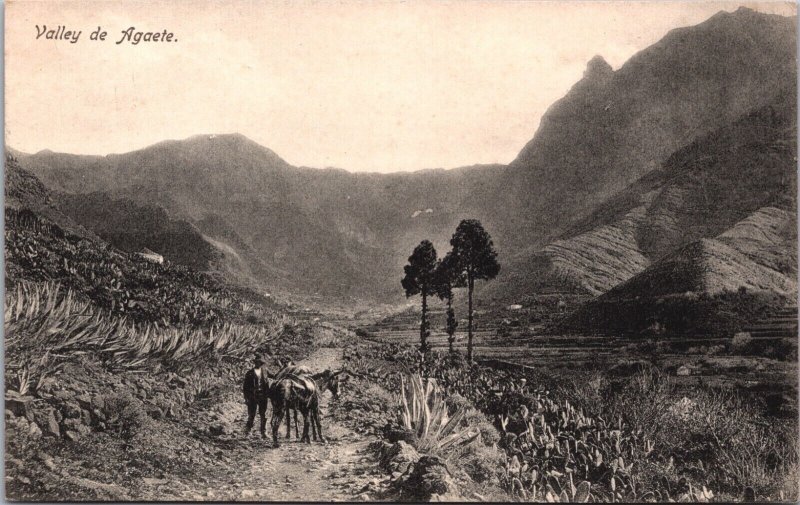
left=401, top=240, right=438, bottom=298
left=449, top=219, right=500, bottom=282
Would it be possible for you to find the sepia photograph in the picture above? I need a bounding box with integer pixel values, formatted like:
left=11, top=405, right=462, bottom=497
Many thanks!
left=4, top=0, right=799, bottom=501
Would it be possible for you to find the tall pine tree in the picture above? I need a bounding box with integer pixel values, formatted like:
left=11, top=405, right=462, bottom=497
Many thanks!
left=401, top=240, right=438, bottom=352
left=434, top=251, right=464, bottom=353
left=449, top=220, right=500, bottom=363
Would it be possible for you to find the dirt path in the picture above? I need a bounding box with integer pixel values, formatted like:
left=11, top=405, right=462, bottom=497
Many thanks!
left=138, top=348, right=389, bottom=501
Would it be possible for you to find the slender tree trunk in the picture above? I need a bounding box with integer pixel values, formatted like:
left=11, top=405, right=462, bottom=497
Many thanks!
left=467, top=275, right=474, bottom=363
left=447, top=294, right=454, bottom=353
left=420, top=290, right=428, bottom=352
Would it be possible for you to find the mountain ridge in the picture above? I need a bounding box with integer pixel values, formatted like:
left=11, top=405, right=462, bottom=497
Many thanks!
left=12, top=8, right=797, bottom=305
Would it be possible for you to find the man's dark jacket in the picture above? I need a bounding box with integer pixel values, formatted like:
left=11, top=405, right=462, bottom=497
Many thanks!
left=243, top=366, right=270, bottom=402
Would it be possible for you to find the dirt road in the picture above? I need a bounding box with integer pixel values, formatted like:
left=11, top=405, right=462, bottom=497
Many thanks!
left=137, top=347, right=389, bottom=501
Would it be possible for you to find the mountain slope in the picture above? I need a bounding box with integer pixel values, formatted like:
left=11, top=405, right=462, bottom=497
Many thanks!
left=4, top=154, right=94, bottom=238
left=55, top=192, right=221, bottom=272
left=560, top=204, right=796, bottom=336
left=497, top=7, right=796, bottom=251
left=487, top=87, right=797, bottom=302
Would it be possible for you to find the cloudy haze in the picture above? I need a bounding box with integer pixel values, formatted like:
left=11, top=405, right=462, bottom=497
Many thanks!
left=6, top=0, right=796, bottom=172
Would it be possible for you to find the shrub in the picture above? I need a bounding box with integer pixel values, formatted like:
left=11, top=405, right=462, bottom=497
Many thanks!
left=444, top=393, right=471, bottom=414
left=772, top=338, right=797, bottom=361
left=731, top=332, right=753, bottom=353
left=707, top=344, right=726, bottom=355
left=313, top=326, right=341, bottom=348
left=355, top=328, right=373, bottom=339
left=460, top=444, right=505, bottom=484
left=464, top=407, right=500, bottom=447
left=655, top=388, right=798, bottom=498
left=100, top=392, right=151, bottom=440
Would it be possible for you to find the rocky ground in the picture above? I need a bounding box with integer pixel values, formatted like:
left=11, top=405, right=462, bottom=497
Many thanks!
left=5, top=346, right=399, bottom=501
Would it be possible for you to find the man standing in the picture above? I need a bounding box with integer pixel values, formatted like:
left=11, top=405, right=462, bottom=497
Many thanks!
left=243, top=354, right=270, bottom=438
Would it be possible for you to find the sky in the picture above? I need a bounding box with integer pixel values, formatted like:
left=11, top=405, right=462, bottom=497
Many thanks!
left=5, top=0, right=797, bottom=172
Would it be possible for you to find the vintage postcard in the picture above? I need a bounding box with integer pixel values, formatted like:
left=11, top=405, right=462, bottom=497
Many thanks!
left=4, top=0, right=798, bottom=502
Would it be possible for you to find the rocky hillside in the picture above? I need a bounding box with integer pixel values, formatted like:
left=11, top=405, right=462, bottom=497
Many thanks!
left=5, top=155, right=94, bottom=239
left=490, top=87, right=797, bottom=304
left=13, top=8, right=797, bottom=304
left=5, top=159, right=285, bottom=326
left=56, top=192, right=220, bottom=272
left=498, top=7, right=796, bottom=249
left=560, top=203, right=796, bottom=336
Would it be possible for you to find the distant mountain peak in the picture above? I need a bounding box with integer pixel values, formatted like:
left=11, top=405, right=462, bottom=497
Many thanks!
left=584, top=55, right=613, bottom=80
left=178, top=132, right=260, bottom=149
left=139, top=132, right=290, bottom=168
left=187, top=132, right=249, bottom=142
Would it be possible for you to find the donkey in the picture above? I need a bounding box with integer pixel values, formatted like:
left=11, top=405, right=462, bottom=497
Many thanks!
left=283, top=370, right=344, bottom=440
left=269, top=368, right=343, bottom=447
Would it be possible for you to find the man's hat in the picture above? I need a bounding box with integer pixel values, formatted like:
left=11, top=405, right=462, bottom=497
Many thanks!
left=254, top=354, right=266, bottom=365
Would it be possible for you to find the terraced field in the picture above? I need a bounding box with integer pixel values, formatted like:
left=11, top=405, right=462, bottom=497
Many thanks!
left=347, top=304, right=798, bottom=400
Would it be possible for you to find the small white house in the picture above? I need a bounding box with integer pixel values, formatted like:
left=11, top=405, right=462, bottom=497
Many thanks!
left=136, top=248, right=164, bottom=265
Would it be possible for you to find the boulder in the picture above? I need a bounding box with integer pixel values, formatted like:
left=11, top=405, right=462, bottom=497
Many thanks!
left=401, top=455, right=458, bottom=500
left=91, top=395, right=105, bottom=411
left=62, top=401, right=82, bottom=419
left=80, top=407, right=92, bottom=425
left=6, top=394, right=34, bottom=420
left=62, top=418, right=82, bottom=429
left=384, top=425, right=417, bottom=445
left=91, top=408, right=106, bottom=422
left=29, top=421, right=42, bottom=439
left=170, top=376, right=188, bottom=388
left=146, top=406, right=164, bottom=420
left=38, top=409, right=61, bottom=438
left=53, top=390, right=72, bottom=401
left=75, top=394, right=92, bottom=409
left=65, top=475, right=128, bottom=500
left=209, top=424, right=227, bottom=436
left=11, top=416, right=31, bottom=434
left=36, top=452, right=56, bottom=471
left=7, top=457, right=24, bottom=469
left=62, top=417, right=91, bottom=437
left=374, top=441, right=420, bottom=475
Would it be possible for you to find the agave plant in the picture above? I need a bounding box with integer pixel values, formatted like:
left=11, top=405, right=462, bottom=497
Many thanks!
left=542, top=479, right=592, bottom=503
left=397, top=373, right=479, bottom=453
left=5, top=280, right=289, bottom=375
